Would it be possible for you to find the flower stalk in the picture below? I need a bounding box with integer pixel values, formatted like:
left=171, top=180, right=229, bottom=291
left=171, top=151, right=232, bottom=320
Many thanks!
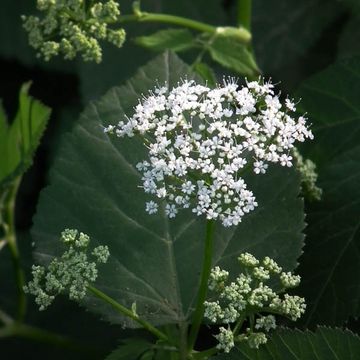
left=188, top=220, right=215, bottom=352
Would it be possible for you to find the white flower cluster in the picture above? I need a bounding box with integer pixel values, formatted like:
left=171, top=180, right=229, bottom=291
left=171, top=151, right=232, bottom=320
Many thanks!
left=215, top=327, right=234, bottom=353
left=204, top=252, right=306, bottom=352
left=24, top=229, right=110, bottom=310
left=239, top=331, right=268, bottom=349
left=105, top=79, right=313, bottom=227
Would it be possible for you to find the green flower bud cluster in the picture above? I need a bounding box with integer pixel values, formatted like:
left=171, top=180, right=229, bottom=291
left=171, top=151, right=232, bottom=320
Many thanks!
left=204, top=252, right=306, bottom=353
left=22, top=0, right=126, bottom=63
left=24, top=229, right=110, bottom=310
left=214, top=327, right=234, bottom=353
left=293, top=148, right=322, bottom=201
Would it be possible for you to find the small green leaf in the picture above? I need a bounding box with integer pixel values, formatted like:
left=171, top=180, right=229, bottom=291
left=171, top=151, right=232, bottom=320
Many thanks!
left=212, top=327, right=360, bottom=359
left=105, top=338, right=152, bottom=360
left=193, top=62, right=217, bottom=87
left=135, top=29, right=194, bottom=52
left=0, top=83, right=51, bottom=188
left=207, top=37, right=259, bottom=77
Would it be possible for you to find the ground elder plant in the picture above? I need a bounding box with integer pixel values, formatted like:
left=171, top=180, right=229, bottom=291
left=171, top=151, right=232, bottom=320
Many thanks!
left=1, top=1, right=359, bottom=360
left=23, top=73, right=311, bottom=359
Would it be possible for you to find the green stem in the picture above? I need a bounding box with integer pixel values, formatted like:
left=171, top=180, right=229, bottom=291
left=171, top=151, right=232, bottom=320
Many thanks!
left=119, top=12, right=215, bottom=33
left=178, top=322, right=188, bottom=360
left=0, top=308, right=94, bottom=352
left=0, top=322, right=89, bottom=352
left=192, top=346, right=218, bottom=359
left=187, top=220, right=215, bottom=352
left=87, top=285, right=170, bottom=344
left=118, top=12, right=251, bottom=43
left=1, top=177, right=26, bottom=322
left=233, top=313, right=246, bottom=336
left=237, top=0, right=252, bottom=31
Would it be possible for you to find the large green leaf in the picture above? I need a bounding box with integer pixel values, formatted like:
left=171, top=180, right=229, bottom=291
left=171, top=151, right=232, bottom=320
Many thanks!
left=295, top=58, right=360, bottom=326
left=296, top=57, right=360, bottom=168
left=212, top=327, right=360, bottom=359
left=252, top=0, right=341, bottom=75
left=298, top=145, right=360, bottom=327
left=32, top=52, right=305, bottom=328
left=0, top=83, right=51, bottom=187
left=338, top=15, right=360, bottom=60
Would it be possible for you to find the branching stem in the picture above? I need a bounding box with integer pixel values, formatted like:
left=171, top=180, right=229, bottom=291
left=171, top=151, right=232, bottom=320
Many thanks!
left=117, top=12, right=251, bottom=43
left=87, top=285, right=170, bottom=344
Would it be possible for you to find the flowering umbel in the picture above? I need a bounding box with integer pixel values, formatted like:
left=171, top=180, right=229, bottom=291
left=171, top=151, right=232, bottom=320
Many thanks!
left=22, top=0, right=125, bottom=63
left=204, top=252, right=306, bottom=352
left=105, top=79, right=313, bottom=227
left=24, top=229, right=110, bottom=310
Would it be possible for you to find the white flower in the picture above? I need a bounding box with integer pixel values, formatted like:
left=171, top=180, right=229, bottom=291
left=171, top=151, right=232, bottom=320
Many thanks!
left=285, top=98, right=296, bottom=112
left=145, top=201, right=158, bottom=214
left=107, top=79, right=313, bottom=226
left=255, top=315, right=277, bottom=332
left=165, top=203, right=177, bottom=218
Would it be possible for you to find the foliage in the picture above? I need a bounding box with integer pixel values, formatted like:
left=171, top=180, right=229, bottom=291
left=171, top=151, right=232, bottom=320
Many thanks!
left=293, top=58, right=360, bottom=327
left=212, top=327, right=360, bottom=360
left=1, top=0, right=360, bottom=359
left=0, top=83, right=51, bottom=188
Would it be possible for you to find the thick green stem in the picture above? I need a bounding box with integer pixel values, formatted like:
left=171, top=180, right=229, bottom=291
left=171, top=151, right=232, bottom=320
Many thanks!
left=118, top=12, right=251, bottom=43
left=0, top=177, right=26, bottom=322
left=87, top=285, right=170, bottom=344
left=0, top=307, right=94, bottom=352
left=237, top=0, right=252, bottom=31
left=187, top=220, right=215, bottom=352
left=178, top=322, right=188, bottom=360
left=119, top=12, right=215, bottom=33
